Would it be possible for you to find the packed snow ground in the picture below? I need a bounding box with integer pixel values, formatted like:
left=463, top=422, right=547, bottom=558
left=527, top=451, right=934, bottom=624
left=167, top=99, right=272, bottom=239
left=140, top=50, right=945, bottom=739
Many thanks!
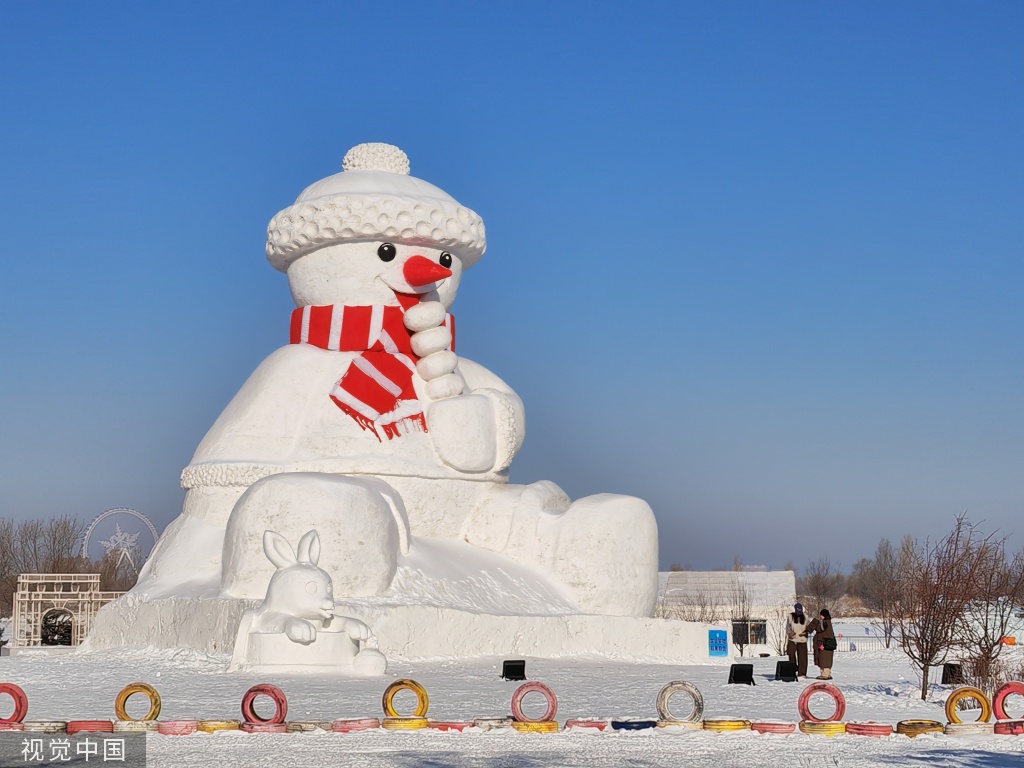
left=2, top=631, right=1024, bottom=767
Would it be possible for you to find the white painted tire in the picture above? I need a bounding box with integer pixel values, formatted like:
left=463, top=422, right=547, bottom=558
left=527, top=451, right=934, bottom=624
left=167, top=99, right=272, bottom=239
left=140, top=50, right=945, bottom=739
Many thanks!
left=656, top=681, right=704, bottom=723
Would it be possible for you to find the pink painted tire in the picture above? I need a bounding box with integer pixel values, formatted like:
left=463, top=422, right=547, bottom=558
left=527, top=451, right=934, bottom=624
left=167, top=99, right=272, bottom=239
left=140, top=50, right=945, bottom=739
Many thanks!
left=0, top=683, right=28, bottom=724
left=995, top=719, right=1024, bottom=736
left=427, top=721, right=474, bottom=732
left=0, top=723, right=25, bottom=731
left=565, top=719, right=609, bottom=731
left=750, top=721, right=796, bottom=734
left=157, top=720, right=198, bottom=736
left=511, top=682, right=558, bottom=723
left=241, top=722, right=287, bottom=734
left=67, top=720, right=114, bottom=734
left=846, top=721, right=893, bottom=737
left=993, top=682, right=1024, bottom=721
left=241, top=684, right=288, bottom=725
left=797, top=682, right=846, bottom=723
left=332, top=718, right=380, bottom=733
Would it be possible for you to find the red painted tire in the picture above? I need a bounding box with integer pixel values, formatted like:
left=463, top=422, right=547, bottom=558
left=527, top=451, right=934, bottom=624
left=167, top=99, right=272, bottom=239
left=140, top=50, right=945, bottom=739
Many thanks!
left=511, top=682, right=558, bottom=723
left=241, top=684, right=288, bottom=725
left=241, top=722, right=287, bottom=734
left=846, top=721, right=893, bottom=737
left=0, top=723, right=25, bottom=731
left=565, top=719, right=609, bottom=731
left=332, top=718, right=380, bottom=733
left=993, top=682, right=1024, bottom=721
left=750, top=721, right=796, bottom=734
left=797, top=682, right=846, bottom=723
left=0, top=683, right=28, bottom=724
left=67, top=720, right=114, bottom=734
left=995, top=719, right=1024, bottom=736
left=427, top=721, right=474, bottom=732
left=157, top=720, right=198, bottom=736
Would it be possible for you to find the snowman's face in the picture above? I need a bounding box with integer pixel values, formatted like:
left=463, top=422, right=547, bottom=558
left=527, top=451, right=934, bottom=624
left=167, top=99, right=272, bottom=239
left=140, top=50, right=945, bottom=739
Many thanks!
left=286, top=241, right=463, bottom=310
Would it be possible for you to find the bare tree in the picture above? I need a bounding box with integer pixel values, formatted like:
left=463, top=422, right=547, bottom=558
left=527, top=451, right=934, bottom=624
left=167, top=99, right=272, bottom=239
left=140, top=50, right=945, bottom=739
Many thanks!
left=730, top=576, right=752, bottom=657
left=0, top=516, right=89, bottom=615
left=672, top=584, right=722, bottom=623
left=849, top=538, right=906, bottom=647
left=897, top=515, right=996, bottom=700
left=956, top=543, right=1024, bottom=696
left=798, top=556, right=846, bottom=614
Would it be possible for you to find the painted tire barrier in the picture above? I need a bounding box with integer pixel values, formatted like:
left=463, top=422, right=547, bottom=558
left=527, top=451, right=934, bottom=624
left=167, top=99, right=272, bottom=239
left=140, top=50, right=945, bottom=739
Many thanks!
left=427, top=721, right=474, bottom=732
left=896, top=719, right=943, bottom=738
left=703, top=719, right=751, bottom=732
left=566, top=719, right=610, bottom=731
left=993, top=681, right=1024, bottom=721
left=242, top=722, right=287, bottom=733
left=113, top=720, right=159, bottom=732
left=945, top=721, right=994, bottom=735
left=945, top=686, right=992, bottom=724
left=241, top=683, right=288, bottom=725
left=995, top=719, right=1024, bottom=736
left=157, top=720, right=198, bottom=736
left=797, top=682, right=846, bottom=723
left=511, top=720, right=559, bottom=733
left=197, top=720, right=241, bottom=733
left=0, top=683, right=29, bottom=724
left=67, top=720, right=114, bottom=735
left=611, top=719, right=658, bottom=731
left=656, top=681, right=704, bottom=723
left=658, top=720, right=703, bottom=730
left=285, top=721, right=322, bottom=733
left=510, top=682, right=558, bottom=723
left=0, top=723, right=24, bottom=732
left=382, top=716, right=428, bottom=730
left=799, top=720, right=846, bottom=737
left=750, top=721, right=797, bottom=734
left=114, top=682, right=162, bottom=722
left=382, top=679, right=429, bottom=718
left=21, top=722, right=67, bottom=734
left=332, top=718, right=380, bottom=733
left=846, top=721, right=893, bottom=737
left=474, top=718, right=513, bottom=731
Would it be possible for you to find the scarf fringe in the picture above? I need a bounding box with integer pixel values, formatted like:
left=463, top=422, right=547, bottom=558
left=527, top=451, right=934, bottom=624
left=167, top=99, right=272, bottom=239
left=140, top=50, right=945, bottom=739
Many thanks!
left=332, top=398, right=427, bottom=443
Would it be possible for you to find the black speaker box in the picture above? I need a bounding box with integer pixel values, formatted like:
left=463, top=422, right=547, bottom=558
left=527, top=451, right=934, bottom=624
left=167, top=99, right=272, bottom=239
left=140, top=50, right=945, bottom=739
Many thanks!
left=775, top=660, right=798, bottom=681
left=728, top=663, right=755, bottom=685
left=942, top=663, right=964, bottom=685
left=502, top=659, right=526, bottom=680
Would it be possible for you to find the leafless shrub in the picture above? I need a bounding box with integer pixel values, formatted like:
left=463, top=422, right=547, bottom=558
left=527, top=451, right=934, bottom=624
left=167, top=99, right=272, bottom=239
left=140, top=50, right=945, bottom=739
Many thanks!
left=798, top=556, right=847, bottom=614
left=896, top=514, right=997, bottom=700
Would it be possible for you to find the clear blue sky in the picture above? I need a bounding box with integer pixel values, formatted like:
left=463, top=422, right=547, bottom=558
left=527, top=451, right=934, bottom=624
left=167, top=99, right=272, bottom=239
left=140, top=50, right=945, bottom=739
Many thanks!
left=1, top=2, right=1021, bottom=572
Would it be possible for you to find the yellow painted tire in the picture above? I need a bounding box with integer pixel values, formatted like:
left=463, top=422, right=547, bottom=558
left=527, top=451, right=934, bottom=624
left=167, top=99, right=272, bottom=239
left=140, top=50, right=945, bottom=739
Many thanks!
left=703, top=719, right=751, bottom=732
left=382, top=679, right=429, bottom=718
left=896, top=719, right=943, bottom=738
left=799, top=720, right=846, bottom=737
left=197, top=720, right=241, bottom=733
left=945, top=686, right=992, bottom=724
left=511, top=720, right=559, bottom=733
left=114, top=682, right=162, bottom=722
left=382, top=716, right=428, bottom=730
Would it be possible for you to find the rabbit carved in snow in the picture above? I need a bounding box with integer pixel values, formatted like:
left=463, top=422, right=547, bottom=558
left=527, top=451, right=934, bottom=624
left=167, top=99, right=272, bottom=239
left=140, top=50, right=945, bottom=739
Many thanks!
left=252, top=529, right=372, bottom=645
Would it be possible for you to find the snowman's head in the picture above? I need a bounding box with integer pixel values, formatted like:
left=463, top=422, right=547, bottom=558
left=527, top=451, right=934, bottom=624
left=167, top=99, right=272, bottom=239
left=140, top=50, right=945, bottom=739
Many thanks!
left=266, top=143, right=484, bottom=310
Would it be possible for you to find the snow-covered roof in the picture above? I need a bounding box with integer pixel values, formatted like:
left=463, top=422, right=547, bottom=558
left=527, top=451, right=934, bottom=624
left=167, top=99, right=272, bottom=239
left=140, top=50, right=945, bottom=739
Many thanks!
left=659, top=570, right=796, bottom=610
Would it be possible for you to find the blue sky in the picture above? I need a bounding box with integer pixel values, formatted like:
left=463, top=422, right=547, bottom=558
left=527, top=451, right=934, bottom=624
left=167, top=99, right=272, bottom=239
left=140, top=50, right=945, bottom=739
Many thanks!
left=1, top=2, right=1021, bottom=572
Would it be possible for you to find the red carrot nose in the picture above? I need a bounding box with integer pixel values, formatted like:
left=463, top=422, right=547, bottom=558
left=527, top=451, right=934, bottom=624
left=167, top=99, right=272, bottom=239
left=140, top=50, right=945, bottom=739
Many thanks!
left=403, top=255, right=452, bottom=287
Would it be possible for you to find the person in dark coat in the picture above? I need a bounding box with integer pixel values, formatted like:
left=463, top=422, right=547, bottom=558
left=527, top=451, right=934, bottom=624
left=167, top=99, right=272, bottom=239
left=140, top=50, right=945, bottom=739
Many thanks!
left=785, top=603, right=810, bottom=678
left=808, top=608, right=836, bottom=679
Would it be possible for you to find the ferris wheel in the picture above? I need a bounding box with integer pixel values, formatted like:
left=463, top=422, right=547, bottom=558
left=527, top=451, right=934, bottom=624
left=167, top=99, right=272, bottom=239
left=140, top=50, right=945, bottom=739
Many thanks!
left=79, top=507, right=160, bottom=573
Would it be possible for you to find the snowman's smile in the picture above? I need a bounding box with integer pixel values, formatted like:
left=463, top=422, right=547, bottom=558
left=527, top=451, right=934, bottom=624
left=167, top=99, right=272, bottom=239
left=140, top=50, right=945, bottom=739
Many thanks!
left=379, top=254, right=453, bottom=297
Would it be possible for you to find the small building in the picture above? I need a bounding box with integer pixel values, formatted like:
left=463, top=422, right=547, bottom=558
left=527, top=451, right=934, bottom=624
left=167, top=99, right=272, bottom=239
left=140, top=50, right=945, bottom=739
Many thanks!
left=11, top=574, right=124, bottom=648
left=658, top=570, right=797, bottom=657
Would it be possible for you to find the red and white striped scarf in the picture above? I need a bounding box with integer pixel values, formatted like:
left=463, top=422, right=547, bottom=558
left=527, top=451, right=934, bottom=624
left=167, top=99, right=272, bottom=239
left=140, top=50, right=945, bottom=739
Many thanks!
left=289, top=302, right=454, bottom=441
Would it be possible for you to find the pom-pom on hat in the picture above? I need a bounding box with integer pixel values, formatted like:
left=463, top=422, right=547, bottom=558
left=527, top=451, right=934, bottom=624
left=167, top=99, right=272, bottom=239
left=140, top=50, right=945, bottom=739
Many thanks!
left=266, top=143, right=486, bottom=273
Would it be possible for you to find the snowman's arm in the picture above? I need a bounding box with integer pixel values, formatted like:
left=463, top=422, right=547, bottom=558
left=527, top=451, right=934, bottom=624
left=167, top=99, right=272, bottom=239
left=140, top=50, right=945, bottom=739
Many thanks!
left=425, top=358, right=525, bottom=473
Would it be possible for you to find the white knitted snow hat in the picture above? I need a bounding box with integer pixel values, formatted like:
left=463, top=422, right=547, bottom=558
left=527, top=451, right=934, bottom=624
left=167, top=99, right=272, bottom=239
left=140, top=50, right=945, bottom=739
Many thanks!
left=266, top=143, right=486, bottom=272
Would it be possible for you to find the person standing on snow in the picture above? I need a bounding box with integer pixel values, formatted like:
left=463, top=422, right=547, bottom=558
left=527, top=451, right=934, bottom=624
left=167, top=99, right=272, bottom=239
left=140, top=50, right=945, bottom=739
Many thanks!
left=785, top=603, right=810, bottom=678
left=808, top=608, right=837, bottom=680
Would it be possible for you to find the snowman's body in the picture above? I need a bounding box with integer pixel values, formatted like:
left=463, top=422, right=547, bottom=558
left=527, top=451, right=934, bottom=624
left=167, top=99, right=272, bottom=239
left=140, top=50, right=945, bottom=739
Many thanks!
left=134, top=144, right=659, bottom=621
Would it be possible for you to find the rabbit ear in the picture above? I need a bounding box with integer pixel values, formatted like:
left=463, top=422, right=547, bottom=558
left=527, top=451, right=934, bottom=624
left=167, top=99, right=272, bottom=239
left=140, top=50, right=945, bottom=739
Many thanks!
left=297, top=530, right=321, bottom=566
left=263, top=530, right=297, bottom=569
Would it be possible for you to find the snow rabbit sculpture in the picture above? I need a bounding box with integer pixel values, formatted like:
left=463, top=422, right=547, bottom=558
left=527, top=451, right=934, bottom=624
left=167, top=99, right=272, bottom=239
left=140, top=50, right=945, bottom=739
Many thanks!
left=230, top=529, right=387, bottom=674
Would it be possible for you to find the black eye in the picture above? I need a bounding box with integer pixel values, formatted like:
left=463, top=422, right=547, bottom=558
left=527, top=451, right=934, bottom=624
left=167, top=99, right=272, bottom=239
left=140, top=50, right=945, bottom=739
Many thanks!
left=439, top=252, right=453, bottom=268
left=377, top=243, right=396, bottom=262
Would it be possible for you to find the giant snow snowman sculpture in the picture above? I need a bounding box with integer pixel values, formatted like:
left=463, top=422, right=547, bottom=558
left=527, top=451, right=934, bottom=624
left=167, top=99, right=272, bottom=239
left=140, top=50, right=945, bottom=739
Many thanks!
left=89, top=143, right=661, bottom=658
